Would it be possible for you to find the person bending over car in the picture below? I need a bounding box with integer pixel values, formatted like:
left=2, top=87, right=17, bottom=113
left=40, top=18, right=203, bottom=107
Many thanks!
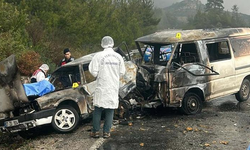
left=30, top=64, right=50, bottom=83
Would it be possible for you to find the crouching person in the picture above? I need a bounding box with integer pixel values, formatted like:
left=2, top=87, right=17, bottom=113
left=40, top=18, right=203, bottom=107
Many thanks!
left=89, top=36, right=125, bottom=138
left=24, top=64, right=55, bottom=99
left=30, top=64, right=50, bottom=83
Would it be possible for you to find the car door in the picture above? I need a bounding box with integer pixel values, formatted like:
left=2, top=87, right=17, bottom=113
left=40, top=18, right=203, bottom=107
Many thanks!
left=205, top=39, right=236, bottom=99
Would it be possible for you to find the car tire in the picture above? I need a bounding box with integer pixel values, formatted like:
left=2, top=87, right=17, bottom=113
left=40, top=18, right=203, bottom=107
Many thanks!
left=181, top=92, right=202, bottom=115
left=51, top=105, right=79, bottom=133
left=235, top=78, right=250, bottom=102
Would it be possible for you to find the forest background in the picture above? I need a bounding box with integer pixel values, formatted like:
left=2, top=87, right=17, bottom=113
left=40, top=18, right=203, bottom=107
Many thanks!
left=0, top=0, right=249, bottom=75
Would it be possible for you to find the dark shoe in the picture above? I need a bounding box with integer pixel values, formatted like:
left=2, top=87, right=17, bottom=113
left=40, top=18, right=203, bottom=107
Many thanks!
left=90, top=132, right=100, bottom=138
left=103, top=132, right=110, bottom=138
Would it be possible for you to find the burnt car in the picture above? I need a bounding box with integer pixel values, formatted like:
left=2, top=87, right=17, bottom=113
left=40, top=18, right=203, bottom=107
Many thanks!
left=123, top=28, right=250, bottom=115
left=0, top=46, right=137, bottom=134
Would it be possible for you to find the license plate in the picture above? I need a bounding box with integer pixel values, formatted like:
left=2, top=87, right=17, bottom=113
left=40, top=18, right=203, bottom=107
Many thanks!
left=4, top=120, right=19, bottom=127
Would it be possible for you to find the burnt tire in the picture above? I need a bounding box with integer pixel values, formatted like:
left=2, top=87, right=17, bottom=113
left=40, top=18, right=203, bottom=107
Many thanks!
left=235, top=79, right=250, bottom=102
left=52, top=106, right=79, bottom=133
left=181, top=92, right=202, bottom=115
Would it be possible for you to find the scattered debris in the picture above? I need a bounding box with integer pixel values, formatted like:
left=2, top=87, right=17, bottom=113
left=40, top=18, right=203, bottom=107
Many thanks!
left=194, top=128, right=199, bottom=132
left=186, top=127, right=193, bottom=131
left=139, top=128, right=147, bottom=131
left=220, top=141, right=229, bottom=145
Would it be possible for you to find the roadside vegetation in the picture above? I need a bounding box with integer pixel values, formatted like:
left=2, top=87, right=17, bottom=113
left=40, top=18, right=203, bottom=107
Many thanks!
left=0, top=0, right=160, bottom=75
left=0, top=0, right=248, bottom=75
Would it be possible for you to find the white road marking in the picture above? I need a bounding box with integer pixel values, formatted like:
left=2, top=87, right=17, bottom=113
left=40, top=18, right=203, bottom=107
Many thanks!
left=89, top=138, right=106, bottom=150
left=89, top=124, right=119, bottom=150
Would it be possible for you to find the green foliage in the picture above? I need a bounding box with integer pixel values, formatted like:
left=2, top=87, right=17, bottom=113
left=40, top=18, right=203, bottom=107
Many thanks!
left=186, top=0, right=248, bottom=29
left=0, top=0, right=159, bottom=72
left=0, top=0, right=29, bottom=61
left=205, top=0, right=224, bottom=12
left=0, top=0, right=27, bottom=32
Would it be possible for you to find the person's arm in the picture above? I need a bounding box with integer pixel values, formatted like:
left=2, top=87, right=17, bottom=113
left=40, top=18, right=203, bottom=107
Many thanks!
left=89, top=55, right=99, bottom=77
left=36, top=72, right=46, bottom=82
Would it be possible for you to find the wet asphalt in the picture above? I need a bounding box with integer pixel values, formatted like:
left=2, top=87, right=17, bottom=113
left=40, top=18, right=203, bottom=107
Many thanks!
left=99, top=95, right=250, bottom=150
left=1, top=95, right=250, bottom=150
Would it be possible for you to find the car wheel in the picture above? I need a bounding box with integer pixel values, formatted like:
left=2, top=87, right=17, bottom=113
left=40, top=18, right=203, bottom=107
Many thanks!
left=181, top=92, right=202, bottom=115
left=52, top=105, right=79, bottom=133
left=235, top=78, right=250, bottom=102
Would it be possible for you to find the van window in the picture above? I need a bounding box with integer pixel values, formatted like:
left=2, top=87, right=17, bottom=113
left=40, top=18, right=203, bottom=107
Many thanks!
left=230, top=36, right=250, bottom=58
left=206, top=41, right=231, bottom=62
left=143, top=44, right=173, bottom=65
left=172, top=43, right=200, bottom=65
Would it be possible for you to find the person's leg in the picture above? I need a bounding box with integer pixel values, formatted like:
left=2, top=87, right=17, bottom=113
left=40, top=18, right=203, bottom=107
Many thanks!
left=92, top=106, right=103, bottom=133
left=103, top=109, right=114, bottom=134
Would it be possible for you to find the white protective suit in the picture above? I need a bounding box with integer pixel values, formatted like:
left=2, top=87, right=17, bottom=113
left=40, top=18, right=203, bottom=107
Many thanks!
left=89, top=48, right=126, bottom=109
left=31, top=64, right=49, bottom=82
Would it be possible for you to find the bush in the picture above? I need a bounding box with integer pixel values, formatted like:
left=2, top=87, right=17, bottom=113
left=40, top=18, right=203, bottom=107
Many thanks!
left=17, top=51, right=42, bottom=76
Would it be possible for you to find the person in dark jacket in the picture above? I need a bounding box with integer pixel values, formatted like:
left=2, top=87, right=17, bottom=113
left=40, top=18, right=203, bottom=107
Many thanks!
left=59, top=48, right=74, bottom=67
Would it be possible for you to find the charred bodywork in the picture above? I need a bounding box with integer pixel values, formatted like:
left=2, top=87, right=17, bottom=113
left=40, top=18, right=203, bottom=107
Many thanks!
left=124, top=28, right=250, bottom=115
left=0, top=46, right=137, bottom=133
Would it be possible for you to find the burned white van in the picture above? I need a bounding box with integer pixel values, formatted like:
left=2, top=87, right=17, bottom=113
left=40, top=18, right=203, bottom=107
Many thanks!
left=129, top=28, right=250, bottom=115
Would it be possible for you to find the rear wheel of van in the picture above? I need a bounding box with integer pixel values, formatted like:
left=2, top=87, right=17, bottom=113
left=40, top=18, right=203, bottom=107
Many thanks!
left=235, top=79, right=250, bottom=102
left=181, top=92, right=202, bottom=115
left=52, top=105, right=79, bottom=133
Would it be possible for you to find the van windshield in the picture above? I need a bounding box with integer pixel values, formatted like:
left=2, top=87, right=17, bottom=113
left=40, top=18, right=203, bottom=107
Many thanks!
left=142, top=44, right=174, bottom=65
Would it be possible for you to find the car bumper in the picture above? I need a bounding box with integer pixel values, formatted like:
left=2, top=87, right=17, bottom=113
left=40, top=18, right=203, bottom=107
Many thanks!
left=0, top=108, right=55, bottom=133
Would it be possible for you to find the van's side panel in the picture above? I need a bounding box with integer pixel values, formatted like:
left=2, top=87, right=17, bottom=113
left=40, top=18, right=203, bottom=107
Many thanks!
left=208, top=59, right=236, bottom=99
left=204, top=39, right=236, bottom=99
left=231, top=36, right=250, bottom=90
left=168, top=66, right=210, bottom=107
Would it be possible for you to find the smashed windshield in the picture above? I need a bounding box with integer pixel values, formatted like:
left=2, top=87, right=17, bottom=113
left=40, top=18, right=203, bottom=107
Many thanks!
left=142, top=44, right=174, bottom=65
left=50, top=66, right=81, bottom=90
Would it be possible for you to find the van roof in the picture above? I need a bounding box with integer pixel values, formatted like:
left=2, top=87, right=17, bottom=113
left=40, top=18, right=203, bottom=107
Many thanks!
left=135, top=28, right=250, bottom=44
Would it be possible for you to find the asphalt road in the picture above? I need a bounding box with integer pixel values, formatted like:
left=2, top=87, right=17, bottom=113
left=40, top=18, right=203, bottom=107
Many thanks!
left=1, top=95, right=250, bottom=150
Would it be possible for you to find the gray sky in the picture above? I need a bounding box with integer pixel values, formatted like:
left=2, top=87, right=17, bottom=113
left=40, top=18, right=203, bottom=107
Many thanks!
left=153, top=0, right=250, bottom=15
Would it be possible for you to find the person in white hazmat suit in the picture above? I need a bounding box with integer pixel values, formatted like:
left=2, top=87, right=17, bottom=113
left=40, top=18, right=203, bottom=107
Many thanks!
left=30, top=64, right=50, bottom=83
left=89, top=36, right=126, bottom=138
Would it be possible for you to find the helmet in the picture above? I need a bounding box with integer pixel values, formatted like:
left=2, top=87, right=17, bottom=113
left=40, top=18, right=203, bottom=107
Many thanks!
left=101, top=36, right=114, bottom=49
left=39, top=64, right=49, bottom=71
